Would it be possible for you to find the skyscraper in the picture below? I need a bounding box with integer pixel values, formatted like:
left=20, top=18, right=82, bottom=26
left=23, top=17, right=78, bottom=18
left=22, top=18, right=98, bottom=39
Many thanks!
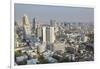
left=46, top=27, right=55, bottom=44
left=42, top=26, right=46, bottom=43
left=23, top=15, right=31, bottom=39
left=50, top=19, right=56, bottom=27
left=49, top=27, right=55, bottom=43
left=33, top=18, right=36, bottom=30
left=36, top=24, right=42, bottom=38
left=50, top=19, right=58, bottom=37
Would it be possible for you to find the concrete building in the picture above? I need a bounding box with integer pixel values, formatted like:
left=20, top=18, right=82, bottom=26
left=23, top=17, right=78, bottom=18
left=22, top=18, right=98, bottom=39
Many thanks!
left=50, top=20, right=56, bottom=27
left=53, top=42, right=65, bottom=53
left=16, top=55, right=28, bottom=62
left=46, top=27, right=55, bottom=44
left=36, top=25, right=42, bottom=38
left=32, top=18, right=36, bottom=30
left=50, top=19, right=58, bottom=36
left=84, top=36, right=89, bottom=42
left=23, top=15, right=31, bottom=39
left=27, top=59, right=39, bottom=64
left=38, top=43, right=46, bottom=53
left=42, top=26, right=46, bottom=43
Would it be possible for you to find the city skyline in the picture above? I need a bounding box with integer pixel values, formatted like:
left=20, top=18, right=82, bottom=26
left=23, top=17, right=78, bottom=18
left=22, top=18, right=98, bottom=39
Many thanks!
left=14, top=4, right=94, bottom=65
left=15, top=4, right=94, bottom=24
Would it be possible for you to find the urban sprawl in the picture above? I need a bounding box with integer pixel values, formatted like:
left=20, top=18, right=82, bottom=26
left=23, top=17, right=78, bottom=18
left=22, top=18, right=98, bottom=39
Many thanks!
left=14, top=15, right=94, bottom=65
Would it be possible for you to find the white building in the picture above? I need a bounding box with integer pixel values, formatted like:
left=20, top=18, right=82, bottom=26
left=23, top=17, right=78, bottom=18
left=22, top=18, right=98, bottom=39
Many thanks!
left=50, top=20, right=58, bottom=38
left=42, top=26, right=46, bottom=43
left=23, top=15, right=31, bottom=39
left=46, top=27, right=55, bottom=44
left=84, top=36, right=89, bottom=42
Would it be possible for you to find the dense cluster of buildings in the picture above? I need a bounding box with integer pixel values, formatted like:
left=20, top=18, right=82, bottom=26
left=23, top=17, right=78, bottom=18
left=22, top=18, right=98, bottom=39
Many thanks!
left=14, top=14, right=94, bottom=65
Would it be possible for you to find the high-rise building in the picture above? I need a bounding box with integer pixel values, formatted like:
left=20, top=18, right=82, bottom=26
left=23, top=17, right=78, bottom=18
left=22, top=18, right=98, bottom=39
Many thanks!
left=42, top=26, right=46, bottom=43
left=50, top=20, right=55, bottom=27
left=23, top=15, right=31, bottom=39
left=36, top=24, right=42, bottom=38
left=46, top=27, right=55, bottom=44
left=50, top=19, right=58, bottom=38
left=33, top=18, right=36, bottom=30
left=50, top=20, right=57, bottom=28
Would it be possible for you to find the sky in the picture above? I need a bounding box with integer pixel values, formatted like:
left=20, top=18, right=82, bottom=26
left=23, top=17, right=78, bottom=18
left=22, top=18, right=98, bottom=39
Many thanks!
left=14, top=3, right=94, bottom=24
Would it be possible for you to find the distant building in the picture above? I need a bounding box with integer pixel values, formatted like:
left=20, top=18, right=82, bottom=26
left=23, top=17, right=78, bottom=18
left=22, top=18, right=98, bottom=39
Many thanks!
left=50, top=19, right=56, bottom=27
left=32, top=18, right=36, bottom=30
left=50, top=19, right=58, bottom=34
left=16, top=55, right=28, bottom=62
left=38, top=43, right=46, bottom=53
left=27, top=59, right=39, bottom=64
left=16, top=41, right=19, bottom=48
left=23, top=15, right=31, bottom=39
left=46, top=27, right=55, bottom=44
left=53, top=42, right=65, bottom=53
left=45, top=57, right=57, bottom=63
left=84, top=36, right=89, bottom=42
left=36, top=24, right=42, bottom=38
left=42, top=26, right=46, bottom=43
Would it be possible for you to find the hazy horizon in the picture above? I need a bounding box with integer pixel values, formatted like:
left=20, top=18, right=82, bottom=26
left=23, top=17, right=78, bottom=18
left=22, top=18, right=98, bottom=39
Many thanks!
left=14, top=3, right=94, bottom=24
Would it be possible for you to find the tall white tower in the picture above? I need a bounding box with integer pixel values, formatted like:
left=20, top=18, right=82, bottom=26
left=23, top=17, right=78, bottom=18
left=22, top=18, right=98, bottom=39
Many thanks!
left=50, top=27, right=55, bottom=43
left=23, top=15, right=31, bottom=39
left=46, top=27, right=55, bottom=44
left=42, top=26, right=46, bottom=43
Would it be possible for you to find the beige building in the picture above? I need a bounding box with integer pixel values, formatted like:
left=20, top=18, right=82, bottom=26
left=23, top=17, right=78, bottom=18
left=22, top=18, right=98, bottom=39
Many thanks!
left=46, top=27, right=55, bottom=44
left=53, top=42, right=65, bottom=53
left=23, top=15, right=31, bottom=39
left=42, top=26, right=46, bottom=43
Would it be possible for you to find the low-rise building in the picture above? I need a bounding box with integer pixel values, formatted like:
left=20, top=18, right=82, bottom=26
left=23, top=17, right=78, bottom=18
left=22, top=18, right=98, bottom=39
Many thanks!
left=27, top=59, right=39, bottom=64
left=16, top=55, right=28, bottom=62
